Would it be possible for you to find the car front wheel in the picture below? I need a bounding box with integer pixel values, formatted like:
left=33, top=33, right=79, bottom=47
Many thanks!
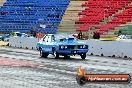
left=52, top=48, right=59, bottom=59
left=80, top=53, right=86, bottom=60
left=40, top=49, right=48, bottom=58
left=64, top=55, right=70, bottom=59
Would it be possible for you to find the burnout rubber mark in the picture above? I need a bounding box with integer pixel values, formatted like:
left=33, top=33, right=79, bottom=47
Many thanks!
left=0, top=57, right=45, bottom=68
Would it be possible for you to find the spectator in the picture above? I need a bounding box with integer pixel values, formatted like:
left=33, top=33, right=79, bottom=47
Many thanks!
left=30, top=29, right=37, bottom=37
left=37, top=32, right=43, bottom=39
left=118, top=30, right=122, bottom=36
left=93, top=32, right=100, bottom=39
left=78, top=31, right=83, bottom=39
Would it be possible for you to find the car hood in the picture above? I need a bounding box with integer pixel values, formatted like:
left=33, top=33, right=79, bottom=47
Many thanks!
left=57, top=39, right=87, bottom=45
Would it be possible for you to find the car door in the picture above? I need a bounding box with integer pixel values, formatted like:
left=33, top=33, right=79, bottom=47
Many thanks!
left=46, top=35, right=56, bottom=53
left=42, top=35, right=54, bottom=53
left=41, top=35, right=50, bottom=52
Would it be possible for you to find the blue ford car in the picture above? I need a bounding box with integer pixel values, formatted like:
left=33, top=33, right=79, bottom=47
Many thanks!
left=36, top=33, right=89, bottom=59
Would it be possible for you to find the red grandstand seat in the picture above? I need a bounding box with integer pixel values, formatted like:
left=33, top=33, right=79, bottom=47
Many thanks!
left=76, top=0, right=132, bottom=34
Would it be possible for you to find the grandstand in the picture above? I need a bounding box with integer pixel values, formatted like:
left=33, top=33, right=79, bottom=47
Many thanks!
left=75, top=0, right=132, bottom=35
left=57, top=0, right=86, bottom=33
left=0, top=0, right=132, bottom=35
left=0, top=0, right=70, bottom=33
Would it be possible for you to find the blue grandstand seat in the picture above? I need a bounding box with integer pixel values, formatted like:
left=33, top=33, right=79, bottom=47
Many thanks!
left=0, top=0, right=70, bottom=33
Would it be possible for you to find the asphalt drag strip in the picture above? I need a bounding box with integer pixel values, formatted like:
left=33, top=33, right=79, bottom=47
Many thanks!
left=0, top=46, right=132, bottom=88
left=0, top=57, right=78, bottom=88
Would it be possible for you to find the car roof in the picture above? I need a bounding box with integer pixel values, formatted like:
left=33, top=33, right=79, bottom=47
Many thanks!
left=46, top=33, right=74, bottom=39
left=56, top=33, right=74, bottom=39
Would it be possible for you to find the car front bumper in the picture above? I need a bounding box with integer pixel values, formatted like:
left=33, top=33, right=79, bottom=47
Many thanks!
left=57, top=49, right=88, bottom=55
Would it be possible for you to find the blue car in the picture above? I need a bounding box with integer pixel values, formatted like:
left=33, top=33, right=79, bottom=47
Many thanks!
left=36, top=33, right=89, bottom=59
left=0, top=34, right=10, bottom=41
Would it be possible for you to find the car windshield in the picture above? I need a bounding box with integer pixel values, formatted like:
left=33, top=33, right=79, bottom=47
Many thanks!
left=55, top=34, right=75, bottom=41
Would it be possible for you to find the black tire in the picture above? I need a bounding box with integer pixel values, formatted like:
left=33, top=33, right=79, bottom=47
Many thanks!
left=40, top=48, right=48, bottom=58
left=80, top=53, right=86, bottom=60
left=52, top=48, right=59, bottom=59
left=64, top=55, right=70, bottom=59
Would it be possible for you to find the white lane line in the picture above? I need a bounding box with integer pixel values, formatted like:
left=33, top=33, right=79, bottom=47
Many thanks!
left=38, top=67, right=77, bottom=75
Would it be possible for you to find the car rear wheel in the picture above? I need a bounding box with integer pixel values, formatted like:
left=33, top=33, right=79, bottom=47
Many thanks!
left=80, top=53, right=86, bottom=60
left=52, top=48, right=59, bottom=59
left=40, top=48, right=48, bottom=58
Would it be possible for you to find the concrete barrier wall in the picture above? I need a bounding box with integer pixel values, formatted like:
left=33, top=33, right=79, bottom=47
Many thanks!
left=84, top=40, right=132, bottom=59
left=9, top=37, right=39, bottom=50
left=9, top=37, right=132, bottom=59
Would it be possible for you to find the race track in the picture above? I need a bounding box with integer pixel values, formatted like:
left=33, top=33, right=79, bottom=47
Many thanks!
left=0, top=46, right=132, bottom=88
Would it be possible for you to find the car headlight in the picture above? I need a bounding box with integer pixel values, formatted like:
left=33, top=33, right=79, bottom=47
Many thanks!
left=65, top=46, right=68, bottom=49
left=61, top=46, right=65, bottom=49
left=80, top=46, right=83, bottom=49
left=83, top=45, right=87, bottom=48
left=60, top=46, right=68, bottom=49
left=79, top=45, right=88, bottom=49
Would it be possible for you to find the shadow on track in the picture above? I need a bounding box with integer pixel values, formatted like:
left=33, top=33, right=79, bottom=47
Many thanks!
left=39, top=55, right=88, bottom=62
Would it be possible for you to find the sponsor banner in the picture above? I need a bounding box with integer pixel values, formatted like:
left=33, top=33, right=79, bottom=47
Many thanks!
left=76, top=66, right=131, bottom=85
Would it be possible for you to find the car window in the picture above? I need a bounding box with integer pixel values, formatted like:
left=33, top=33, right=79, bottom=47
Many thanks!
left=48, top=35, right=52, bottom=42
left=51, top=35, right=55, bottom=42
left=43, top=35, right=48, bottom=42
left=55, top=34, right=75, bottom=41
left=43, top=35, right=52, bottom=42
